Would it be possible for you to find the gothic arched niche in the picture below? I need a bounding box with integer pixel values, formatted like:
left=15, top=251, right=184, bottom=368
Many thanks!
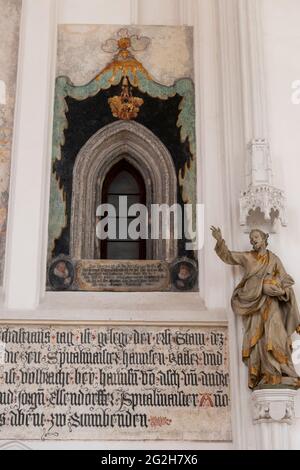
left=70, top=120, right=178, bottom=262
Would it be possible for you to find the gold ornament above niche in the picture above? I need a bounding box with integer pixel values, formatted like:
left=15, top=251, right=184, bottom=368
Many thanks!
left=98, top=28, right=152, bottom=86
left=102, top=29, right=150, bottom=120
left=108, top=77, right=144, bottom=120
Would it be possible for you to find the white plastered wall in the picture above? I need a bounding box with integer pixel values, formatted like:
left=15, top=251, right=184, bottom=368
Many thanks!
left=2, top=0, right=300, bottom=450
left=261, top=0, right=300, bottom=449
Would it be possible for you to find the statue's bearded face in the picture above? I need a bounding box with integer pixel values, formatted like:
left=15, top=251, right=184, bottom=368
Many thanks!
left=250, top=231, right=266, bottom=251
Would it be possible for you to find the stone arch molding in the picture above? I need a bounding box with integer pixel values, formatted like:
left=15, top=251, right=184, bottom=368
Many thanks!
left=70, top=121, right=178, bottom=261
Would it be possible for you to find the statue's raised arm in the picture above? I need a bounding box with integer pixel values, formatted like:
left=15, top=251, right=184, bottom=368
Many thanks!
left=210, top=226, right=247, bottom=267
left=210, top=226, right=223, bottom=243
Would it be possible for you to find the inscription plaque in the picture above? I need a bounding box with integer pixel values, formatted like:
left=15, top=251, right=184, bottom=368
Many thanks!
left=0, top=324, right=231, bottom=441
left=76, top=260, right=170, bottom=291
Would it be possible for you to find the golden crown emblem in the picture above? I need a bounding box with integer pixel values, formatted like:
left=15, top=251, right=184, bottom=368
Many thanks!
left=108, top=77, right=144, bottom=121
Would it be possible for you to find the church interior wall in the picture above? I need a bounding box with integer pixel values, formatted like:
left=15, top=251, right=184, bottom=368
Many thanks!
left=261, top=0, right=300, bottom=448
left=1, top=0, right=300, bottom=450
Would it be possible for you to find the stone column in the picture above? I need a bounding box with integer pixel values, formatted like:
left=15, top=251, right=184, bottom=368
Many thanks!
left=4, top=0, right=58, bottom=309
left=252, top=388, right=297, bottom=450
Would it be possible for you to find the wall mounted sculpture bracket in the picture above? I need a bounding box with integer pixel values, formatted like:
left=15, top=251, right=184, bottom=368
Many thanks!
left=252, top=389, right=296, bottom=425
left=252, top=388, right=297, bottom=450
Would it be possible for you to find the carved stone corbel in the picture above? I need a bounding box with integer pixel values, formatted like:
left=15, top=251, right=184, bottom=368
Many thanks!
left=252, top=389, right=297, bottom=450
left=252, top=389, right=296, bottom=424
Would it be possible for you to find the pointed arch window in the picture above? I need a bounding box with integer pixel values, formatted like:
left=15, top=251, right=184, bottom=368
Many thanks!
left=100, top=160, right=146, bottom=260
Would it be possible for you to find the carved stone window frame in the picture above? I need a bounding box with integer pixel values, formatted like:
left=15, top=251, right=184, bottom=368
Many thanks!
left=70, top=120, right=178, bottom=262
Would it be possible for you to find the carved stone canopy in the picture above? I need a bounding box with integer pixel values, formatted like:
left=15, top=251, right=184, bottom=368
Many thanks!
left=252, top=388, right=297, bottom=450
left=240, top=184, right=287, bottom=228
left=240, top=139, right=287, bottom=232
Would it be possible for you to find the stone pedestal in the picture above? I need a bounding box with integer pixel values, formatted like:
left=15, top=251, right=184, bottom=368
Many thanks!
left=252, top=388, right=297, bottom=450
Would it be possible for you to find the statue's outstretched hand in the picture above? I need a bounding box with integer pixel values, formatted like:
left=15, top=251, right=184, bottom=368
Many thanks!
left=210, top=226, right=223, bottom=243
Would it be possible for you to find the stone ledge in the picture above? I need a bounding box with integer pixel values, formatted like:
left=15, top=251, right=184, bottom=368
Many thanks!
left=0, top=292, right=228, bottom=324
